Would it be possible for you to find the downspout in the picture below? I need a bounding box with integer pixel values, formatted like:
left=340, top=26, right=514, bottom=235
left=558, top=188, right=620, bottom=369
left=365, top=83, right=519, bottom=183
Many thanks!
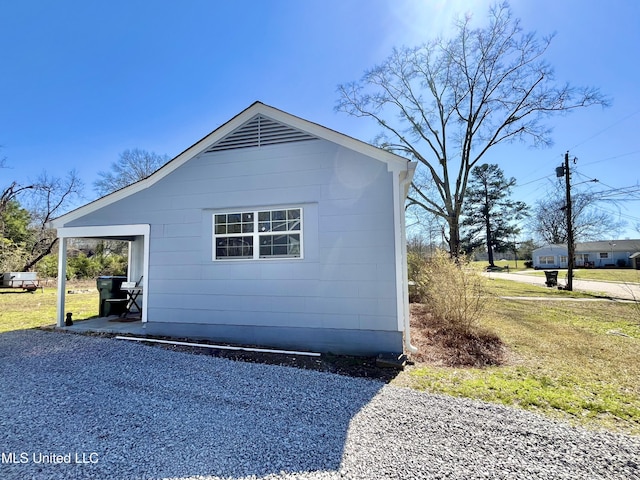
left=400, top=162, right=418, bottom=354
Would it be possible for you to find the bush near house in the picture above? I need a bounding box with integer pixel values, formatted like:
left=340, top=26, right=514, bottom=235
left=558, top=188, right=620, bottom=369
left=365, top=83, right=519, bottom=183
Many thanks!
left=408, top=249, right=493, bottom=334
left=36, top=252, right=127, bottom=280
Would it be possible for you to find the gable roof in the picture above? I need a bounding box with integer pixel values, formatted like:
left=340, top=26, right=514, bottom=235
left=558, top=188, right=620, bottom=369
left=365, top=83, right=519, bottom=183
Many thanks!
left=50, top=101, right=413, bottom=228
left=577, top=239, right=640, bottom=252
left=533, top=240, right=640, bottom=254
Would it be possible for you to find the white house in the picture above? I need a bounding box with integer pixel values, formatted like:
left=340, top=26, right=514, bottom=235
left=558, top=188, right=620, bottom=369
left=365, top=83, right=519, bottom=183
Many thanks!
left=532, top=240, right=640, bottom=269
left=49, top=102, right=418, bottom=356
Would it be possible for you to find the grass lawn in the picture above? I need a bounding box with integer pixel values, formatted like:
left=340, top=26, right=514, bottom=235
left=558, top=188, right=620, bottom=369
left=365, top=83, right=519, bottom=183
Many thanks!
left=0, top=285, right=98, bottom=333
left=471, top=260, right=528, bottom=272
left=473, top=260, right=640, bottom=283
left=523, top=268, right=640, bottom=284
left=485, top=277, right=607, bottom=297
left=402, top=279, right=640, bottom=435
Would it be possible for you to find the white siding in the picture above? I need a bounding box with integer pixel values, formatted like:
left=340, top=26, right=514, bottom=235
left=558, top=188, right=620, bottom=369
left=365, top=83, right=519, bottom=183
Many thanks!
left=67, top=139, right=400, bottom=348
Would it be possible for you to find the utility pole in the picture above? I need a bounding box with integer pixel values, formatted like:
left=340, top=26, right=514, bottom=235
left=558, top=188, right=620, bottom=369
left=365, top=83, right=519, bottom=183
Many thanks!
left=563, top=152, right=575, bottom=291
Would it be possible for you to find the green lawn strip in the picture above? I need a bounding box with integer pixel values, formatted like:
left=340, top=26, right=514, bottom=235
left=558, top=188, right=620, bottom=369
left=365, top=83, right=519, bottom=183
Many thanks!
left=519, top=269, right=640, bottom=284
left=0, top=288, right=99, bottom=333
left=408, top=366, right=640, bottom=434
left=473, top=258, right=640, bottom=283
left=471, top=260, right=528, bottom=272
left=408, top=298, right=640, bottom=434
left=485, top=277, right=606, bottom=298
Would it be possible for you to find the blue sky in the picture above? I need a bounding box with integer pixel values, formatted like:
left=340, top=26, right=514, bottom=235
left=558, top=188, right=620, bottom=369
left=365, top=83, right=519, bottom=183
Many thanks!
left=1, top=0, right=639, bottom=237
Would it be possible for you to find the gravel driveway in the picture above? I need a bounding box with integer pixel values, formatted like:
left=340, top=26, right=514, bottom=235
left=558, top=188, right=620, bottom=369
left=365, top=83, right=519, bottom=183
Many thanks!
left=1, top=330, right=638, bottom=480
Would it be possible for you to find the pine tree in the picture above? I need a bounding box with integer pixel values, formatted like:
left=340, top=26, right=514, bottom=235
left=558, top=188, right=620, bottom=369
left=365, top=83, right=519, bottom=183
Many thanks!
left=461, top=164, right=528, bottom=266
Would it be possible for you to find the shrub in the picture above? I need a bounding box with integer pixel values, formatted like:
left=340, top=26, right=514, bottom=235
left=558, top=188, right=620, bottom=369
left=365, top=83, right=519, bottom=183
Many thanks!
left=408, top=250, right=430, bottom=303
left=524, top=260, right=533, bottom=268
left=420, top=249, right=493, bottom=334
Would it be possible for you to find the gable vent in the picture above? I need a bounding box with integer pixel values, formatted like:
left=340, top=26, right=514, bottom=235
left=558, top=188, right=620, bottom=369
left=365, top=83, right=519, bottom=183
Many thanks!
left=206, top=115, right=317, bottom=152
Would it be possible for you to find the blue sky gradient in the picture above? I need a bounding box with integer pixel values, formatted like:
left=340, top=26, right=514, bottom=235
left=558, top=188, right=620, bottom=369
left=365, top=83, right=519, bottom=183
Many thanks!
left=1, top=0, right=639, bottom=236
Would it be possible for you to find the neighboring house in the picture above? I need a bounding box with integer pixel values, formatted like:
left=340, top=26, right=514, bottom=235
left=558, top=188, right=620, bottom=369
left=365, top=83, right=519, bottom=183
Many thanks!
left=532, top=240, right=640, bottom=269
left=49, top=102, right=418, bottom=356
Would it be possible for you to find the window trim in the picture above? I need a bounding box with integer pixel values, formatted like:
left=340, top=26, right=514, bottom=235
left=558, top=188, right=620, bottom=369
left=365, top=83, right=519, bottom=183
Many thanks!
left=213, top=207, right=304, bottom=261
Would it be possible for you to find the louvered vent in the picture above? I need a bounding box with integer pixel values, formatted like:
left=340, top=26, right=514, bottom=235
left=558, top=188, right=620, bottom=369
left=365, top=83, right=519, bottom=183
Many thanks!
left=206, top=115, right=317, bottom=152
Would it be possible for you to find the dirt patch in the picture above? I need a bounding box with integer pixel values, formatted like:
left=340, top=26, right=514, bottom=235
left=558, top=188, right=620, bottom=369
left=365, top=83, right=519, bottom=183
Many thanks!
left=141, top=304, right=507, bottom=377
left=136, top=338, right=403, bottom=383
left=408, top=303, right=506, bottom=367
left=56, top=301, right=507, bottom=380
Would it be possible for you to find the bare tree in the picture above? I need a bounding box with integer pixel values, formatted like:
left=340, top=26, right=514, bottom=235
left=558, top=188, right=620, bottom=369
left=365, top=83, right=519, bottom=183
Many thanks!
left=531, top=189, right=625, bottom=244
left=1, top=157, right=35, bottom=218
left=336, top=2, right=608, bottom=255
left=21, top=170, right=83, bottom=271
left=94, top=148, right=169, bottom=196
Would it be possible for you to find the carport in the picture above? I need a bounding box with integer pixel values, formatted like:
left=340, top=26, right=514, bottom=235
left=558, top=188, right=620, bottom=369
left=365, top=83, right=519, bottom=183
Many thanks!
left=53, top=224, right=150, bottom=328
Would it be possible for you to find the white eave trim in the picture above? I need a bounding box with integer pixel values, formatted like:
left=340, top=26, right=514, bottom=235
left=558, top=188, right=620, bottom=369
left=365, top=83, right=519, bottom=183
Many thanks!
left=49, top=102, right=411, bottom=228
left=56, top=224, right=150, bottom=239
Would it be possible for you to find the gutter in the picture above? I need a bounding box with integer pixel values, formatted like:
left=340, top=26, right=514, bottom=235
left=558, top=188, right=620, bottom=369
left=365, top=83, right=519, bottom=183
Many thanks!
left=401, top=163, right=419, bottom=354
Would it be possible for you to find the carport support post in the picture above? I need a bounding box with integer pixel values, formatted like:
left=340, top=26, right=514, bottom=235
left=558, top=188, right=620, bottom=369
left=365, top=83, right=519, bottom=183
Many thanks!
left=56, top=237, right=68, bottom=327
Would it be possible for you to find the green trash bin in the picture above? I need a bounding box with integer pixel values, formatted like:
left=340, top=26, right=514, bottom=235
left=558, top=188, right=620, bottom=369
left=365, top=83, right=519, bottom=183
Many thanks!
left=544, top=270, right=558, bottom=287
left=96, top=276, right=128, bottom=317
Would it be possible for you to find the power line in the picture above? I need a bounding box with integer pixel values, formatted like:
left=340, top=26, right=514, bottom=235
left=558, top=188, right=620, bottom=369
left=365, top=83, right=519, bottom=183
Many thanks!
left=578, top=150, right=640, bottom=168
left=515, top=109, right=640, bottom=188
left=591, top=204, right=640, bottom=223
left=570, top=108, right=640, bottom=150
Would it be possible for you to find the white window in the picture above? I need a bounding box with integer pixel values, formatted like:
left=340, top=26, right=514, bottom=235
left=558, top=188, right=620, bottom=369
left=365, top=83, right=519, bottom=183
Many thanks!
left=214, top=208, right=302, bottom=260
left=539, top=256, right=555, bottom=265
left=599, top=252, right=610, bottom=259
left=560, top=256, right=568, bottom=264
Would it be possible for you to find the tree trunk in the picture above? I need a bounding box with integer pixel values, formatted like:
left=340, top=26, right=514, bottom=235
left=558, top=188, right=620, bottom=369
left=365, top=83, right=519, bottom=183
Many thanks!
left=448, top=219, right=461, bottom=258
left=22, top=238, right=58, bottom=272
left=486, top=220, right=494, bottom=266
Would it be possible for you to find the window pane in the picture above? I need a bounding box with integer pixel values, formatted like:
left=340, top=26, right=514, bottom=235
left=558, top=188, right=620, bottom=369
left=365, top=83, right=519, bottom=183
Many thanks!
left=272, top=221, right=287, bottom=231
left=258, top=211, right=270, bottom=221
left=287, top=209, right=300, bottom=220
left=289, top=234, right=300, bottom=255
left=272, top=210, right=286, bottom=221
left=258, top=234, right=300, bottom=258
left=228, top=223, right=241, bottom=234
left=288, top=219, right=300, bottom=231
left=216, top=236, right=253, bottom=258
left=215, top=225, right=226, bottom=234
left=259, top=221, right=270, bottom=232
left=242, top=212, right=253, bottom=222
left=242, top=223, right=254, bottom=233
left=215, top=214, right=227, bottom=225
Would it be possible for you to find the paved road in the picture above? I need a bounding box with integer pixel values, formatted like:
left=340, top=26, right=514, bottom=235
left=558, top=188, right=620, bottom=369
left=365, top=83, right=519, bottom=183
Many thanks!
left=484, top=271, right=640, bottom=301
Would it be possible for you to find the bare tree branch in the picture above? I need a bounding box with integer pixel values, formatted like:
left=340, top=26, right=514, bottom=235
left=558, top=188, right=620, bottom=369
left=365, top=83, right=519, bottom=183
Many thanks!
left=94, top=148, right=169, bottom=196
left=336, top=1, right=609, bottom=255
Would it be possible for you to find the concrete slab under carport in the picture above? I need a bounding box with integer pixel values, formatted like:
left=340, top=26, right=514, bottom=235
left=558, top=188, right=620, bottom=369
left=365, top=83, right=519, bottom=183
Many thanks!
left=56, top=316, right=147, bottom=336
